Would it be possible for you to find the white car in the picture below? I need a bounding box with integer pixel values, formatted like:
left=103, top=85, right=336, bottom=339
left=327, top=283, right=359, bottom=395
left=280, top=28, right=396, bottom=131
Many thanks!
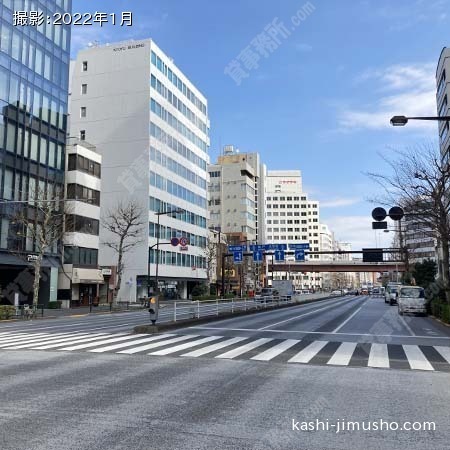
left=398, top=286, right=427, bottom=315
left=331, top=290, right=343, bottom=296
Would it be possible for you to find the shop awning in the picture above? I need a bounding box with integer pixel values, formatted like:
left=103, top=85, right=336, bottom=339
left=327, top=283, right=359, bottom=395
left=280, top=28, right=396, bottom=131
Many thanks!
left=72, top=268, right=104, bottom=284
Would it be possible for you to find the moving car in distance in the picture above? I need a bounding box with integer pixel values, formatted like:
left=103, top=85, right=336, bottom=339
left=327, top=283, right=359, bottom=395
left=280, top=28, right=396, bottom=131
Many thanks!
left=397, top=286, right=427, bottom=316
left=385, top=282, right=402, bottom=305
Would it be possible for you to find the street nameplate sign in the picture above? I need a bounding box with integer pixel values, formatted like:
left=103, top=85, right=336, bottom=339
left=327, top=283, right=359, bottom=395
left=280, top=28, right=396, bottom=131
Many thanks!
left=228, top=245, right=247, bottom=252
left=289, top=243, right=310, bottom=250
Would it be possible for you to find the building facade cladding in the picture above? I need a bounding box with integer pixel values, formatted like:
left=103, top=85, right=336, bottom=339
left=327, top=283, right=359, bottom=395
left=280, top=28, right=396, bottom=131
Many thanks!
left=69, top=39, right=209, bottom=301
left=265, top=170, right=322, bottom=288
left=0, top=0, right=71, bottom=305
left=437, top=48, right=450, bottom=160
left=58, top=141, right=103, bottom=306
left=208, top=148, right=266, bottom=244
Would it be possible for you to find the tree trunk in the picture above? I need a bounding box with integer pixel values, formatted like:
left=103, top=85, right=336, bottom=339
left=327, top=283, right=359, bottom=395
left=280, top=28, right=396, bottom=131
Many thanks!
left=114, top=247, right=124, bottom=304
left=32, top=258, right=42, bottom=309
left=441, top=238, right=450, bottom=305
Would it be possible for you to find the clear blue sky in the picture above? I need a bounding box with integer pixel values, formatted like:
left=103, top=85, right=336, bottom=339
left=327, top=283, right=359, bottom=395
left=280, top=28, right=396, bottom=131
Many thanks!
left=72, top=0, right=449, bottom=249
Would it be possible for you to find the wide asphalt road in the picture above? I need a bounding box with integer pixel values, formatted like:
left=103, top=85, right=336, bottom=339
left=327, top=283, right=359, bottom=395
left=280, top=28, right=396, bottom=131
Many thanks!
left=1, top=295, right=450, bottom=449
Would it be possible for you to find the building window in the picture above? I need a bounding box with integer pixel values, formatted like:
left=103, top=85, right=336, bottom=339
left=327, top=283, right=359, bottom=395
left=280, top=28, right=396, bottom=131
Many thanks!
left=80, top=107, right=86, bottom=118
left=82, top=61, right=88, bottom=71
left=81, top=84, right=87, bottom=95
left=80, top=130, right=86, bottom=140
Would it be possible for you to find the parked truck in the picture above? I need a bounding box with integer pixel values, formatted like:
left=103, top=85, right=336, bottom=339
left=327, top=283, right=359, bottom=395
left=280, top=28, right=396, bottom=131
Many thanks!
left=272, top=280, right=295, bottom=299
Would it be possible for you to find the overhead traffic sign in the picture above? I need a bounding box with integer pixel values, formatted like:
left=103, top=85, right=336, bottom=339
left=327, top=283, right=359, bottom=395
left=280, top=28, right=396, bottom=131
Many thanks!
left=253, top=250, right=263, bottom=263
left=295, top=249, right=305, bottom=261
left=233, top=251, right=243, bottom=264
left=249, top=244, right=265, bottom=251
left=264, top=243, right=287, bottom=251
left=170, top=237, right=180, bottom=246
left=228, top=245, right=247, bottom=252
left=289, top=243, right=310, bottom=250
left=179, top=237, right=189, bottom=246
left=274, top=249, right=285, bottom=261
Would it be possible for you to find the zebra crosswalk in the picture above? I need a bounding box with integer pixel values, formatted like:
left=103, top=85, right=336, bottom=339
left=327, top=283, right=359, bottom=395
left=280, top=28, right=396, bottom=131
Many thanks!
left=1, top=331, right=450, bottom=372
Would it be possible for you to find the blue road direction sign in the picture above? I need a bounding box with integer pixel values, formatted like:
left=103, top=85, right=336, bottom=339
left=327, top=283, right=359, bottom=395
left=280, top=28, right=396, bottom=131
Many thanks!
left=289, top=243, right=310, bottom=250
left=274, top=249, right=285, bottom=261
left=253, top=250, right=263, bottom=263
left=233, top=251, right=243, bottom=264
left=295, top=249, right=305, bottom=261
left=249, top=244, right=265, bottom=251
left=228, top=245, right=246, bottom=252
left=264, top=243, right=288, bottom=251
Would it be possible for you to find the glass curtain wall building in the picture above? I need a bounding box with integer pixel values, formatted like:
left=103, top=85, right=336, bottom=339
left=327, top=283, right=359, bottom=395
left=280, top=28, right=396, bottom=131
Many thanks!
left=0, top=0, right=71, bottom=305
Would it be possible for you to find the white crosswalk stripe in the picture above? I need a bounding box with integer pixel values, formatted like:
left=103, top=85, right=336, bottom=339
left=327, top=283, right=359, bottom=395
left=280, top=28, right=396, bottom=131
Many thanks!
left=215, top=338, right=273, bottom=359
left=3, top=333, right=92, bottom=349
left=32, top=334, right=116, bottom=350
left=288, top=340, right=329, bottom=364
left=89, top=334, right=175, bottom=353
left=59, top=334, right=149, bottom=351
left=0, top=331, right=449, bottom=372
left=327, top=342, right=357, bottom=366
left=402, top=345, right=434, bottom=371
left=434, top=346, right=450, bottom=364
left=181, top=337, right=248, bottom=357
left=117, top=335, right=196, bottom=354
left=368, top=343, right=390, bottom=369
left=149, top=336, right=222, bottom=356
left=251, top=339, right=299, bottom=361
left=0, top=333, right=52, bottom=344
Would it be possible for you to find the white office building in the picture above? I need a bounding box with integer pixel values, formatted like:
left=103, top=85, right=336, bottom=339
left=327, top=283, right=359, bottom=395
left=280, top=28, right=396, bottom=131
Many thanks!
left=265, top=170, right=322, bottom=289
left=69, top=39, right=210, bottom=301
left=58, top=140, right=103, bottom=307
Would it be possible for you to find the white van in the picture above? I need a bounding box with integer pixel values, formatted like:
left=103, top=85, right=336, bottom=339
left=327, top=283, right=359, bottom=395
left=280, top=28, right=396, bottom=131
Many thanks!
left=397, top=286, right=427, bottom=316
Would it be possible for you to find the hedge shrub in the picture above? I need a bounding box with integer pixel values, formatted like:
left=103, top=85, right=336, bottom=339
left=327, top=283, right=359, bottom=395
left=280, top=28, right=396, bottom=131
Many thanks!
left=0, top=305, right=16, bottom=320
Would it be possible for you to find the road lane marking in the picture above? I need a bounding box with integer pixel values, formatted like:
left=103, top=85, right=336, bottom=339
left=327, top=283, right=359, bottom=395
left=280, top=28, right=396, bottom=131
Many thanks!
left=59, top=334, right=148, bottom=351
left=215, top=338, right=273, bottom=359
left=332, top=301, right=367, bottom=333
left=402, top=345, right=434, bottom=371
left=327, top=342, right=357, bottom=366
left=117, top=335, right=196, bottom=354
left=288, top=340, right=329, bottom=363
left=258, top=297, right=356, bottom=330
left=148, top=336, right=222, bottom=356
left=398, top=315, right=416, bottom=336
left=251, top=339, right=300, bottom=361
left=89, top=334, right=174, bottom=353
left=434, top=346, right=450, bottom=363
left=181, top=337, right=248, bottom=357
left=368, top=344, right=390, bottom=368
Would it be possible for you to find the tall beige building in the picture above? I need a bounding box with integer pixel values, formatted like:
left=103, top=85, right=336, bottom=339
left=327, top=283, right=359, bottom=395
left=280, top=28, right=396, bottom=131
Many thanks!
left=208, top=145, right=266, bottom=244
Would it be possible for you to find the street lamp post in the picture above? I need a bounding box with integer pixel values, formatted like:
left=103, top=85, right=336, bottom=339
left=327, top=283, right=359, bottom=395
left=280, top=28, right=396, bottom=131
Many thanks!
left=390, top=115, right=450, bottom=126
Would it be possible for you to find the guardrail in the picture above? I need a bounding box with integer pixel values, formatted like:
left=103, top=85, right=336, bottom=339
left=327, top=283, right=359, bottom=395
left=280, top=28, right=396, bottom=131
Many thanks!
left=158, top=293, right=333, bottom=323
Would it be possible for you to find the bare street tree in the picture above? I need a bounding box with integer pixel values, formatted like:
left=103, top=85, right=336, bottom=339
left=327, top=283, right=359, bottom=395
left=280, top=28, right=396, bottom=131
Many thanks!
left=102, top=201, right=144, bottom=301
left=367, top=144, right=450, bottom=304
left=8, top=185, right=68, bottom=308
